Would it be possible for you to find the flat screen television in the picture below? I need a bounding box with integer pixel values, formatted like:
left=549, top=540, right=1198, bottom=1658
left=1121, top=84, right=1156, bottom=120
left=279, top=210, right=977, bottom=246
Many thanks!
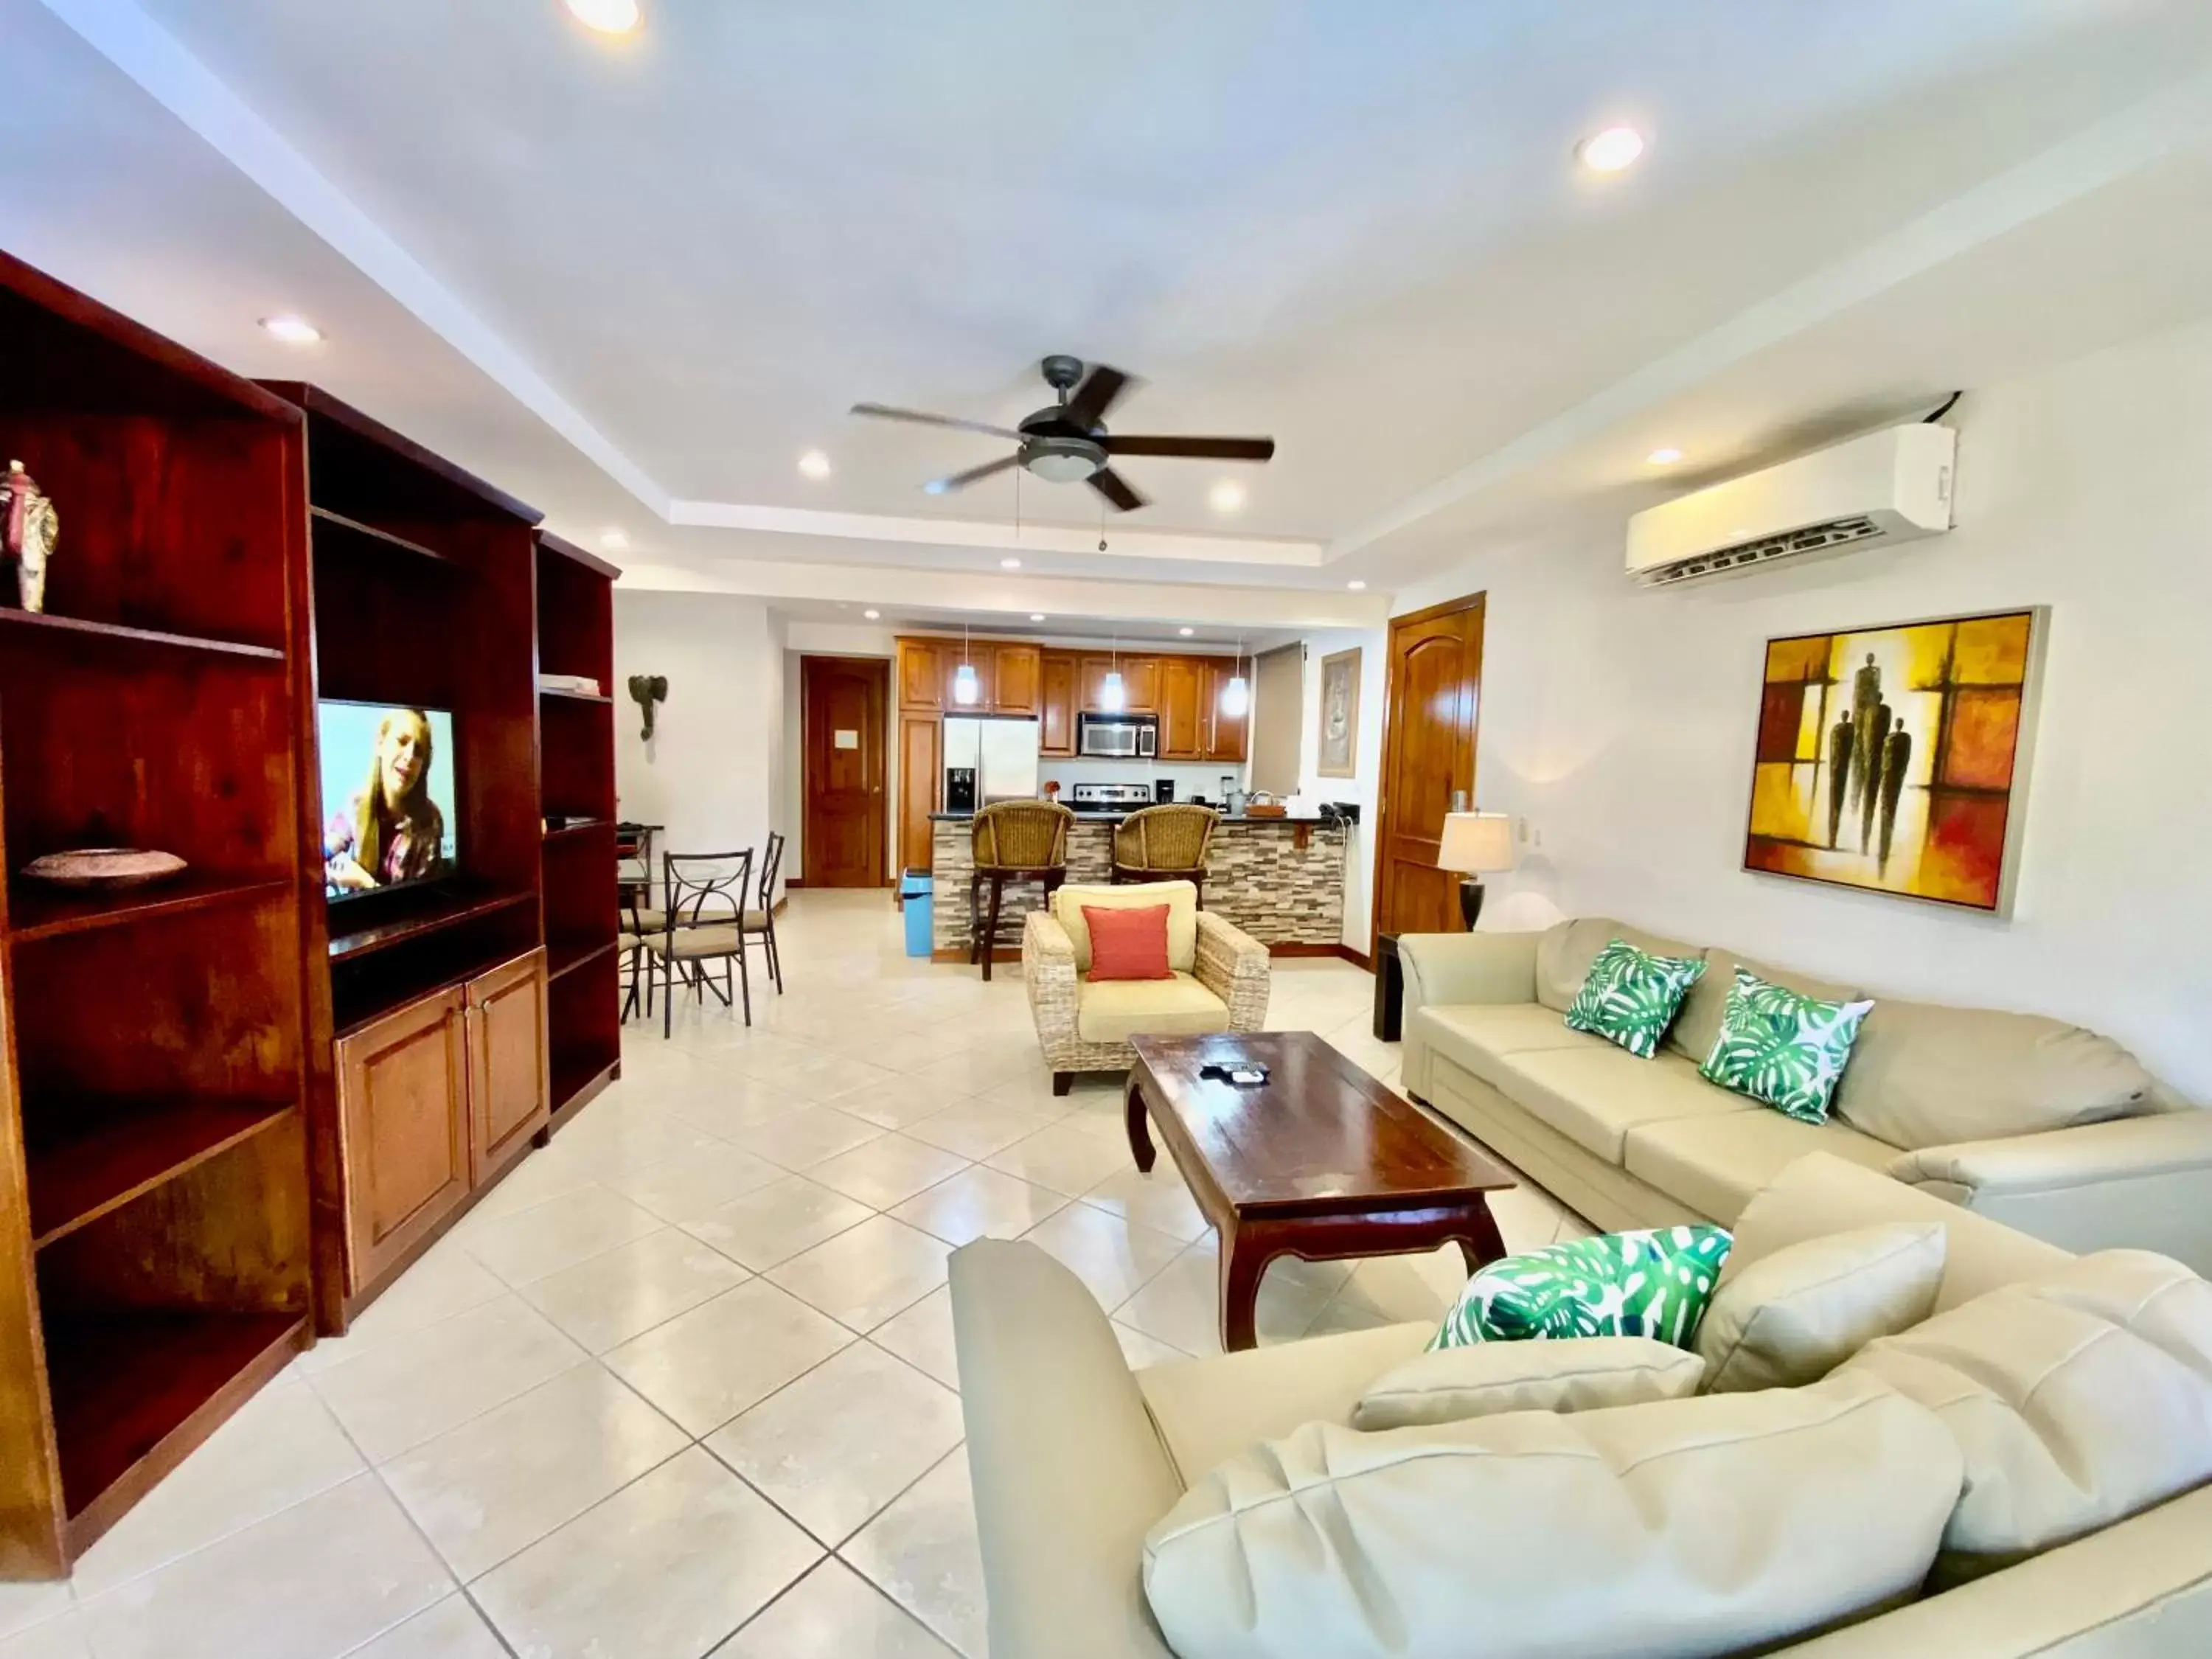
left=319, top=701, right=460, bottom=901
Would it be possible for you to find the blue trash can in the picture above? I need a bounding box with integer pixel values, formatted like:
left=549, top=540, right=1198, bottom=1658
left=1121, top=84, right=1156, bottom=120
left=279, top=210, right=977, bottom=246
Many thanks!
left=900, top=870, right=934, bottom=958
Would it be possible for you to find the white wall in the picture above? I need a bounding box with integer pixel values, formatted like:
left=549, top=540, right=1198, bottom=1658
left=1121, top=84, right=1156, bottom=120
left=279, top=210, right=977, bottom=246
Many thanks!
left=613, top=590, right=781, bottom=875
left=1391, top=314, right=2212, bottom=1099
left=1274, top=628, right=1388, bottom=955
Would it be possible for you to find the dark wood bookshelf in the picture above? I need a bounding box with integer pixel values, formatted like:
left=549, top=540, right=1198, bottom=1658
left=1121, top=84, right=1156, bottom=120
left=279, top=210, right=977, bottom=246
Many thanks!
left=28, top=1102, right=296, bottom=1249
left=0, top=608, right=286, bottom=663
left=536, top=531, right=621, bottom=1120
left=309, top=505, right=462, bottom=568
left=325, top=888, right=538, bottom=964
left=8, top=874, right=294, bottom=945
left=0, top=248, right=318, bottom=1576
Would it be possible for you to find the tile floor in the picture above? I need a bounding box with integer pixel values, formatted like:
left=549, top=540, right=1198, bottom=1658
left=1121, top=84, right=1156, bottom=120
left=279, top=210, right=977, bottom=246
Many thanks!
left=4, top=891, right=1590, bottom=1659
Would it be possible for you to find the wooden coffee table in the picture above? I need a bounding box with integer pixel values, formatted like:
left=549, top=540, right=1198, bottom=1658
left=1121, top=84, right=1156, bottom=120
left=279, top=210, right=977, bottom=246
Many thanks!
left=1124, top=1032, right=1514, bottom=1351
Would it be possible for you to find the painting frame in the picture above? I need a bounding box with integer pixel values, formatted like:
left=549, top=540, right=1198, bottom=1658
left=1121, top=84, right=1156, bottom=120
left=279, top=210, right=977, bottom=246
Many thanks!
left=1317, top=647, right=1362, bottom=778
left=1739, top=605, right=2049, bottom=918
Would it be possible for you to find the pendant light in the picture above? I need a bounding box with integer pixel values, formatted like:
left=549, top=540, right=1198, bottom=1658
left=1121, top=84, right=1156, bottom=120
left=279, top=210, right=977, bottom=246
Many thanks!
left=1218, top=633, right=1250, bottom=720
left=1100, top=633, right=1126, bottom=713
left=953, top=620, right=981, bottom=706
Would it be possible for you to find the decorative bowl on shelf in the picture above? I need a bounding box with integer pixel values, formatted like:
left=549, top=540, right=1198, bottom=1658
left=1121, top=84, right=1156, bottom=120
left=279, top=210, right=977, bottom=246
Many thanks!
left=20, top=848, right=188, bottom=889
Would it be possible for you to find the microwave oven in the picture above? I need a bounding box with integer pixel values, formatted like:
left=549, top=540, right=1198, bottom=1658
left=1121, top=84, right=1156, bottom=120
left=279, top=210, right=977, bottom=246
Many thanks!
left=1077, top=713, right=1158, bottom=759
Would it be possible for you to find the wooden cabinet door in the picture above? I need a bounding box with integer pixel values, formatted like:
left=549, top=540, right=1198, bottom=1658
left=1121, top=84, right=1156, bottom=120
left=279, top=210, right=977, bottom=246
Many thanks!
left=942, top=644, right=991, bottom=710
left=466, top=950, right=549, bottom=1186
left=992, top=644, right=1041, bottom=714
left=899, top=712, right=942, bottom=872
left=1158, top=656, right=1206, bottom=759
left=1040, top=653, right=1077, bottom=754
left=1206, top=660, right=1251, bottom=762
left=897, top=639, right=945, bottom=711
left=1121, top=656, right=1161, bottom=713
left=336, top=988, right=470, bottom=1293
left=1078, top=655, right=1115, bottom=712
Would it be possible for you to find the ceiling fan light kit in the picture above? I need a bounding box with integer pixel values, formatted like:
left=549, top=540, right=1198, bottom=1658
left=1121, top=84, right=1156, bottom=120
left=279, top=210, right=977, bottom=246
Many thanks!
left=851, top=355, right=1276, bottom=513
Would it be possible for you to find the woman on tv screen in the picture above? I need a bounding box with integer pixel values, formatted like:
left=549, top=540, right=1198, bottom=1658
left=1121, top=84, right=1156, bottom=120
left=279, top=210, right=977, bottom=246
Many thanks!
left=325, top=707, right=449, bottom=895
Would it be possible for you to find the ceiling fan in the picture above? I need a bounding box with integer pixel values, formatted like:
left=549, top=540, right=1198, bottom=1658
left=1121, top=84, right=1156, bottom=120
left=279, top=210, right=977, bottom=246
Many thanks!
left=849, top=355, right=1274, bottom=512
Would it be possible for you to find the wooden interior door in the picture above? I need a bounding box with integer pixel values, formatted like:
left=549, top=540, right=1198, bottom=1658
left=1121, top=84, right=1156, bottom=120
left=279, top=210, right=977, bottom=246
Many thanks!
left=804, top=656, right=890, bottom=886
left=1374, top=594, right=1486, bottom=936
left=466, top=950, right=549, bottom=1186
left=335, top=987, right=470, bottom=1293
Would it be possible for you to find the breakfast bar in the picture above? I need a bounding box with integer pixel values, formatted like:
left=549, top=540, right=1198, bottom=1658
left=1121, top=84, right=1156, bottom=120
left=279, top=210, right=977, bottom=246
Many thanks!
left=928, top=810, right=1350, bottom=957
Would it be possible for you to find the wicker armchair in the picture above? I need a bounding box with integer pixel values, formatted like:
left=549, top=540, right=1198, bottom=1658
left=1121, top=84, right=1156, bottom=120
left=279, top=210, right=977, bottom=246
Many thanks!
left=1110, top=804, right=1217, bottom=904
left=1022, top=879, right=1270, bottom=1093
left=969, top=799, right=1074, bottom=981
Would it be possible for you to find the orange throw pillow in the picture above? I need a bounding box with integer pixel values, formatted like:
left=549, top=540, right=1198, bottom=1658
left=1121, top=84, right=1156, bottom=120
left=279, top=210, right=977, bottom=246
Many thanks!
left=1083, top=904, right=1175, bottom=982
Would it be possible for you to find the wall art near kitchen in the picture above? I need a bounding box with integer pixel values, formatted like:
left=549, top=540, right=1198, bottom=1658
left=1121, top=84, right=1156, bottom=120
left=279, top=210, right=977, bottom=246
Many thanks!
left=1317, top=647, right=1361, bottom=778
left=1742, top=608, right=2046, bottom=914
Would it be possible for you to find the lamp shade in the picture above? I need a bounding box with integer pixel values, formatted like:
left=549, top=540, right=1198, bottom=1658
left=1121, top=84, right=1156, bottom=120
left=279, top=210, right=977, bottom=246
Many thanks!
left=1435, top=811, right=1514, bottom=874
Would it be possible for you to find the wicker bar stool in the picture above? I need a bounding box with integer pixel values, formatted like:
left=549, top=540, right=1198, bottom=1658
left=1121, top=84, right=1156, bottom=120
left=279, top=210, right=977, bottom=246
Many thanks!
left=1110, top=804, right=1219, bottom=907
left=969, top=801, right=1074, bottom=982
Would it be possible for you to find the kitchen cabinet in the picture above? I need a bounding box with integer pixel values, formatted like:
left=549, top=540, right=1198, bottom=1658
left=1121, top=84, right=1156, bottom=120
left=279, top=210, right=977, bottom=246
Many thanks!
left=992, top=644, right=1041, bottom=714
left=1079, top=653, right=1159, bottom=713
left=1158, top=655, right=1207, bottom=759
left=898, top=638, right=947, bottom=711
left=1040, top=653, right=1077, bottom=755
left=900, top=712, right=942, bottom=872
left=335, top=950, right=551, bottom=1294
left=1206, top=659, right=1251, bottom=762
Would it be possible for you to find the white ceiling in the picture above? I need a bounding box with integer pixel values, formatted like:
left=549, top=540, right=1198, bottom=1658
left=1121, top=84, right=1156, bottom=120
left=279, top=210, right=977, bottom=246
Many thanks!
left=10, top=0, right=2212, bottom=616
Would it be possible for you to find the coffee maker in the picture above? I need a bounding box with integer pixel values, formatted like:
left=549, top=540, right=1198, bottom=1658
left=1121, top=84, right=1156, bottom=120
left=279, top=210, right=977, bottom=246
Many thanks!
left=1154, top=779, right=1175, bottom=804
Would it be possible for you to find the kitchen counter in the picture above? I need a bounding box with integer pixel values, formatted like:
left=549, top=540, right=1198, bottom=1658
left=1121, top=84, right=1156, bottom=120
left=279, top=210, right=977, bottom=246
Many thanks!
left=928, top=812, right=1348, bottom=957
left=927, top=808, right=1333, bottom=824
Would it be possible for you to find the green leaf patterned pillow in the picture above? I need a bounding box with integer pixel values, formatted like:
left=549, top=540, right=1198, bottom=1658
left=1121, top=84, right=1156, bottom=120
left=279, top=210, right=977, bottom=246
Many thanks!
left=1430, top=1225, right=1734, bottom=1352
left=1699, top=967, right=1876, bottom=1124
left=1563, top=939, right=1707, bottom=1059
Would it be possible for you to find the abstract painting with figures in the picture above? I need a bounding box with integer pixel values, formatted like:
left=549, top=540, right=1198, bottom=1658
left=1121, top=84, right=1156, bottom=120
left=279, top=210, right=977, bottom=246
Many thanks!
left=1318, top=647, right=1361, bottom=777
left=1743, top=608, right=2046, bottom=914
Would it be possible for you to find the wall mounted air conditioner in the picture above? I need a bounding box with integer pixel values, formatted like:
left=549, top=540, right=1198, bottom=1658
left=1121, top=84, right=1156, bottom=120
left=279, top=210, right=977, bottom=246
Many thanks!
left=1626, top=422, right=1956, bottom=588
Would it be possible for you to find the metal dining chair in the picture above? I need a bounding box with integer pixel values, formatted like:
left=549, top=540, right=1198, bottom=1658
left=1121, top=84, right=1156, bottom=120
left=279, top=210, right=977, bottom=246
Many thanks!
left=741, top=830, right=786, bottom=995
left=640, top=849, right=754, bottom=1034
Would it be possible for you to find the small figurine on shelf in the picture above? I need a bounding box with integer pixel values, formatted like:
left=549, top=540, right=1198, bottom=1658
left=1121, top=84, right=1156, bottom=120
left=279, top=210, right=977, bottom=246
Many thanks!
left=1, top=461, right=58, bottom=613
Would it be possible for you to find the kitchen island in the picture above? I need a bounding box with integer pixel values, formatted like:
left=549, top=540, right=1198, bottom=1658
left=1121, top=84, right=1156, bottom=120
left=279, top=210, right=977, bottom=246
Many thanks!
left=928, top=810, right=1349, bottom=958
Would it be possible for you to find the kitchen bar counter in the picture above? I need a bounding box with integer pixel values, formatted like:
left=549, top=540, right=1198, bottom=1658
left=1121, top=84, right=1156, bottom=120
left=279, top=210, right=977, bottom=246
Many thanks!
left=928, top=813, right=1348, bottom=957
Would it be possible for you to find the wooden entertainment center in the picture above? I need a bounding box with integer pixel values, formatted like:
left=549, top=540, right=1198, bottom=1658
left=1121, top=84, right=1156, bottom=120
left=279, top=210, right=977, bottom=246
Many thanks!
left=0, top=251, right=617, bottom=1575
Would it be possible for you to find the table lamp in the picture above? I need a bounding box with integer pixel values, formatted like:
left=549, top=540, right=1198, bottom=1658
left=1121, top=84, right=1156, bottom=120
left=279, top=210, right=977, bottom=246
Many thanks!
left=1435, top=811, right=1515, bottom=930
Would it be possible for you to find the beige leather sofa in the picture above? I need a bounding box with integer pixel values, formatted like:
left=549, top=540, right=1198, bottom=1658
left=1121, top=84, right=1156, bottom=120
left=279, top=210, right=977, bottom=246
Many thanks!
left=1023, top=880, right=1270, bottom=1093
left=1399, top=917, right=2212, bottom=1275
left=950, top=1153, right=2212, bottom=1658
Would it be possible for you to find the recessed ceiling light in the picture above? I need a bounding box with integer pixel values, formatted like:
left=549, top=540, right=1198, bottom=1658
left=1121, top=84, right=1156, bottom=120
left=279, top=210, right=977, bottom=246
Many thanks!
left=798, top=450, right=832, bottom=479
left=1347, top=580, right=1368, bottom=591
left=1577, top=125, right=1646, bottom=174
left=863, top=609, right=880, bottom=620
left=1000, top=557, right=1021, bottom=570
left=1208, top=480, right=1246, bottom=514
left=566, top=0, right=640, bottom=33
left=1029, top=613, right=1046, bottom=622
left=599, top=528, right=629, bottom=550
left=260, top=314, right=322, bottom=344
left=1646, top=446, right=1684, bottom=466
left=1178, top=626, right=1194, bottom=636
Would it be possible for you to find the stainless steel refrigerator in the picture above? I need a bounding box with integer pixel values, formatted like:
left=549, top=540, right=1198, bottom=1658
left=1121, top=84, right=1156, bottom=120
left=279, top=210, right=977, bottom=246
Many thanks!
left=943, top=715, right=1041, bottom=807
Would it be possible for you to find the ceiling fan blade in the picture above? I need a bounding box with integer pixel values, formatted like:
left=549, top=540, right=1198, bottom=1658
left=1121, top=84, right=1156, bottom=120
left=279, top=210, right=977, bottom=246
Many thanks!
left=1065, top=364, right=1135, bottom=427
left=850, top=403, right=1023, bottom=441
left=1104, top=434, right=1276, bottom=462
left=924, top=453, right=1020, bottom=495
left=1088, top=467, right=1147, bottom=512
